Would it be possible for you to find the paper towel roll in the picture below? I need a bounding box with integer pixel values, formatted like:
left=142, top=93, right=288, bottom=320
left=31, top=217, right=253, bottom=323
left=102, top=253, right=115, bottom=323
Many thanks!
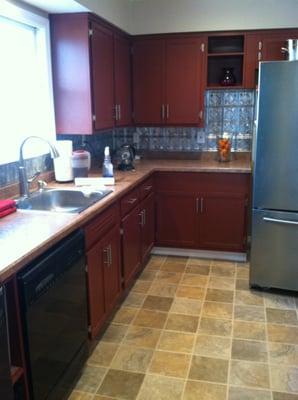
left=54, top=141, right=74, bottom=182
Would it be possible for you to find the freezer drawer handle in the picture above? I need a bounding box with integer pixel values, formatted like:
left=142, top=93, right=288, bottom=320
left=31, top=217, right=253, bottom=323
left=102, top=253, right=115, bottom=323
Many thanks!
left=263, top=217, right=298, bottom=226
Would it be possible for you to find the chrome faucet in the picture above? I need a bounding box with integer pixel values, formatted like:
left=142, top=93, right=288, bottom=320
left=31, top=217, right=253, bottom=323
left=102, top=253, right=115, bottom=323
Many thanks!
left=19, top=136, right=59, bottom=198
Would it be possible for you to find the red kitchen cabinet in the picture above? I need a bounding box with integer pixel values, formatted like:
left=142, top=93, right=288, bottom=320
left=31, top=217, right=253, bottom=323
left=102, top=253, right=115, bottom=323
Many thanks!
left=132, top=36, right=205, bottom=126
left=86, top=225, right=121, bottom=338
left=50, top=13, right=132, bottom=134
left=198, top=193, right=248, bottom=252
left=156, top=192, right=198, bottom=248
left=244, top=29, right=298, bottom=88
left=155, top=172, right=249, bottom=252
left=92, top=23, right=115, bottom=130
left=114, top=34, right=132, bottom=126
left=165, top=37, right=205, bottom=125
left=122, top=205, right=142, bottom=287
left=140, top=192, right=155, bottom=262
left=132, top=39, right=165, bottom=124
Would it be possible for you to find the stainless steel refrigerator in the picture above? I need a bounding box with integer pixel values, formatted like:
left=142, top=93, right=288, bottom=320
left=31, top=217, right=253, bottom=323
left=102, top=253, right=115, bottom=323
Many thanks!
left=250, top=60, right=298, bottom=292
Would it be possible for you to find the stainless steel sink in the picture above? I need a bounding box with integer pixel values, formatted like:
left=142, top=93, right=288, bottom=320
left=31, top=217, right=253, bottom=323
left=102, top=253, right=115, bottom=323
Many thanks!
left=16, top=188, right=113, bottom=213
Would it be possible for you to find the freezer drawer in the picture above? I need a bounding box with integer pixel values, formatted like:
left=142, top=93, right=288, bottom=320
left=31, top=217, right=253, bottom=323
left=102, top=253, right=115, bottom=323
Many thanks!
left=250, top=209, right=298, bottom=291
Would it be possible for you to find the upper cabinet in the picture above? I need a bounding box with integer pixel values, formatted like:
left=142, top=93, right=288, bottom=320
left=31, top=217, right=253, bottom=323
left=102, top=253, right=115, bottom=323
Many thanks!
left=244, top=29, right=298, bottom=88
left=50, top=13, right=131, bottom=135
left=132, top=36, right=206, bottom=126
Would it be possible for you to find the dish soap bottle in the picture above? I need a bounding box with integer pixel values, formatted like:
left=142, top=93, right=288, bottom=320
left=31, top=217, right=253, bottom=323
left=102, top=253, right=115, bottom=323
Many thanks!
left=102, top=146, right=114, bottom=177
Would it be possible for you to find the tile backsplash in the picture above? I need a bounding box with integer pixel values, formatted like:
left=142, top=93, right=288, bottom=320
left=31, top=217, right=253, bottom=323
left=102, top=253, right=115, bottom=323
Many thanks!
left=0, top=89, right=255, bottom=189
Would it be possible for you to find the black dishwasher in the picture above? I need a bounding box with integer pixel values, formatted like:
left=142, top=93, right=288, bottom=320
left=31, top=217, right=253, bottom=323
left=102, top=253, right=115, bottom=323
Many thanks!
left=18, top=230, right=88, bottom=400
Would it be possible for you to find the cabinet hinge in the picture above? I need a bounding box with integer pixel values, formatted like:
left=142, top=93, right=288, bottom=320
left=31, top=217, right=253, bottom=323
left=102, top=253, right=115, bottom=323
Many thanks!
left=88, top=325, right=92, bottom=333
left=130, top=46, right=134, bottom=55
left=120, top=228, right=124, bottom=236
left=89, top=29, right=93, bottom=37
left=200, top=43, right=205, bottom=52
left=245, top=198, right=249, bottom=207
left=85, top=264, right=88, bottom=273
left=92, top=114, right=96, bottom=122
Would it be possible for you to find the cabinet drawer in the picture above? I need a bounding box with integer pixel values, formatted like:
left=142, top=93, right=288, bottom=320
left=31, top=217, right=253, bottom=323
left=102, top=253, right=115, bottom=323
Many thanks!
left=120, top=188, right=140, bottom=216
left=85, top=203, right=119, bottom=250
left=139, top=177, right=154, bottom=200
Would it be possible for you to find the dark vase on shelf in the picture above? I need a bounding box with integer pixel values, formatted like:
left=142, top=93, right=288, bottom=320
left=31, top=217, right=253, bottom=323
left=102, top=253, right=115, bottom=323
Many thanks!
left=220, top=68, right=236, bottom=86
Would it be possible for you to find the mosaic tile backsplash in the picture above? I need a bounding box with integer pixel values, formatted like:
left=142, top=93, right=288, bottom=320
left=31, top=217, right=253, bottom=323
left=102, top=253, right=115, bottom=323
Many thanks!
left=0, top=89, right=255, bottom=189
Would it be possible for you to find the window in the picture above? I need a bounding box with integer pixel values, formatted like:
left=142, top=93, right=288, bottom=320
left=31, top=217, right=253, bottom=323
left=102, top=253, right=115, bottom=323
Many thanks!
left=0, top=1, right=55, bottom=165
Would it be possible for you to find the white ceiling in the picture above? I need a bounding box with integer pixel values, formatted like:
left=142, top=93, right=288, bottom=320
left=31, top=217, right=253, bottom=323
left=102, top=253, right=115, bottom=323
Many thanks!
left=21, top=0, right=88, bottom=14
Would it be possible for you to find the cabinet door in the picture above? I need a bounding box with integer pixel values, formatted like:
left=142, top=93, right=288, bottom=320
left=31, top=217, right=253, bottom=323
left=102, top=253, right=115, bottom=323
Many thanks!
left=244, top=33, right=262, bottom=89
left=140, top=193, right=155, bottom=262
left=103, top=226, right=122, bottom=313
left=86, top=242, right=106, bottom=339
left=91, top=23, right=115, bottom=130
left=122, top=206, right=142, bottom=287
left=156, top=192, right=198, bottom=248
left=114, top=34, right=132, bottom=126
left=165, top=37, right=204, bottom=125
left=198, top=193, right=247, bottom=252
left=132, top=39, right=165, bottom=124
left=262, top=33, right=289, bottom=61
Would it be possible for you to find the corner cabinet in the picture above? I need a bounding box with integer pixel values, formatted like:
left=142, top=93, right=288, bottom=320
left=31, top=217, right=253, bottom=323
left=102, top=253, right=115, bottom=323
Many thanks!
left=50, top=13, right=131, bottom=135
left=132, top=36, right=206, bottom=126
left=155, top=172, right=250, bottom=253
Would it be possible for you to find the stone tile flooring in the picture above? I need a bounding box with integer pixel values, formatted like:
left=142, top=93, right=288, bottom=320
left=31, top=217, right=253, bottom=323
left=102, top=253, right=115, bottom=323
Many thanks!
left=68, top=256, right=298, bottom=400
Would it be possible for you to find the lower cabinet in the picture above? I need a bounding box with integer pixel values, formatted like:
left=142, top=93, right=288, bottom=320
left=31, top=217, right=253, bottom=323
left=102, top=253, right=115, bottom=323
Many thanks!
left=121, top=187, right=155, bottom=288
left=155, top=172, right=249, bottom=252
left=85, top=206, right=122, bottom=339
left=156, top=192, right=197, bottom=248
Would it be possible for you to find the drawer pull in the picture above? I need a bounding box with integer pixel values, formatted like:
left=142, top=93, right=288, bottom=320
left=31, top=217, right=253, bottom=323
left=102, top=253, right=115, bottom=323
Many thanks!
left=127, top=198, right=137, bottom=204
left=263, top=217, right=298, bottom=226
left=144, top=185, right=152, bottom=191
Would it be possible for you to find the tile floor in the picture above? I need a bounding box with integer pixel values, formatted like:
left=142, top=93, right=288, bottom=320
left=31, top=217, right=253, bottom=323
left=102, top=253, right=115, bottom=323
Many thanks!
left=69, top=256, right=298, bottom=400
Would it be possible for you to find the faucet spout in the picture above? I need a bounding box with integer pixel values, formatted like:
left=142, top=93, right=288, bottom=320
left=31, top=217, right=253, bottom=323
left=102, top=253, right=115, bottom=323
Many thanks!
left=19, top=136, right=59, bottom=198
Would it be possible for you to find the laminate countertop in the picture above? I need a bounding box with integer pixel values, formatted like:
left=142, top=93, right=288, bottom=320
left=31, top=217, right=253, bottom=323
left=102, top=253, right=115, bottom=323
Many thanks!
left=0, top=157, right=251, bottom=281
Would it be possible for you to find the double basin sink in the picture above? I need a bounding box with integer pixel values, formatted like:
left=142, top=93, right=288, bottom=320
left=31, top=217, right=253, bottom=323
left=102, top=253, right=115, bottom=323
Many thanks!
left=16, top=188, right=113, bottom=213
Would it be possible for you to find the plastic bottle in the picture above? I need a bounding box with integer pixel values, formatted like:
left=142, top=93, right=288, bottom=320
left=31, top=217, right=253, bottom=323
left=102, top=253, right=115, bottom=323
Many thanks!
left=102, top=146, right=114, bottom=177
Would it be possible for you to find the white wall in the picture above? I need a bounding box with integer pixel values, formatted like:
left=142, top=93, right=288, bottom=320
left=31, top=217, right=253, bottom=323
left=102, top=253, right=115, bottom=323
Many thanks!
left=75, top=0, right=131, bottom=32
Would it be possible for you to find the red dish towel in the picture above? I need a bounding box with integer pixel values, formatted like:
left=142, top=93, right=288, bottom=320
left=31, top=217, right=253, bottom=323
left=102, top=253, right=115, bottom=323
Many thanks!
left=0, top=199, right=16, bottom=212
left=0, top=207, right=16, bottom=218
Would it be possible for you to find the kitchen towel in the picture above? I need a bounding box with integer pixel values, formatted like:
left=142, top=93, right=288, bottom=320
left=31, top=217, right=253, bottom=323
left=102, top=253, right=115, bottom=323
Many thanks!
left=0, top=199, right=16, bottom=212
left=0, top=206, right=16, bottom=218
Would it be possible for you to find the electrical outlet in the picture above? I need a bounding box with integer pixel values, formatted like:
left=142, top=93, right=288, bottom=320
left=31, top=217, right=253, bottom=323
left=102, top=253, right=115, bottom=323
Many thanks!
left=197, top=131, right=205, bottom=144
left=133, top=131, right=139, bottom=143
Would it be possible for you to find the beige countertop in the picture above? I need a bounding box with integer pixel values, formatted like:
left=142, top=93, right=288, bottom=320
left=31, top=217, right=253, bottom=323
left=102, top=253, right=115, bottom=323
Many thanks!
left=0, top=157, right=251, bottom=281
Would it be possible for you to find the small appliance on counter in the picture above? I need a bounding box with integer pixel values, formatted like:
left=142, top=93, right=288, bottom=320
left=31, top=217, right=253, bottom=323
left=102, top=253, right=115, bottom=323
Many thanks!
left=117, top=144, right=136, bottom=171
left=54, top=140, right=74, bottom=182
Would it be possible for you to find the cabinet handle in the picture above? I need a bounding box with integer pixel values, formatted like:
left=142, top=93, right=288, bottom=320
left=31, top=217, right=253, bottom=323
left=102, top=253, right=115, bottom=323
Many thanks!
left=103, top=247, right=109, bottom=265
left=161, top=104, right=165, bottom=120
left=166, top=104, right=169, bottom=119
left=258, top=51, right=262, bottom=61
left=118, top=104, right=121, bottom=121
left=139, top=211, right=144, bottom=226
left=127, top=198, right=137, bottom=204
left=108, top=245, right=112, bottom=266
left=258, top=41, right=262, bottom=50
left=196, top=198, right=199, bottom=214
left=200, top=197, right=204, bottom=213
left=199, top=110, right=203, bottom=120
left=144, top=185, right=152, bottom=191
left=143, top=209, right=146, bottom=226
left=114, top=105, right=118, bottom=121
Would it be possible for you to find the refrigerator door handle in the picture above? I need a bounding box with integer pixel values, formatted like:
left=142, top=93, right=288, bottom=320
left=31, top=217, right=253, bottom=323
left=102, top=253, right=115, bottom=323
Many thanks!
left=263, top=217, right=298, bottom=226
